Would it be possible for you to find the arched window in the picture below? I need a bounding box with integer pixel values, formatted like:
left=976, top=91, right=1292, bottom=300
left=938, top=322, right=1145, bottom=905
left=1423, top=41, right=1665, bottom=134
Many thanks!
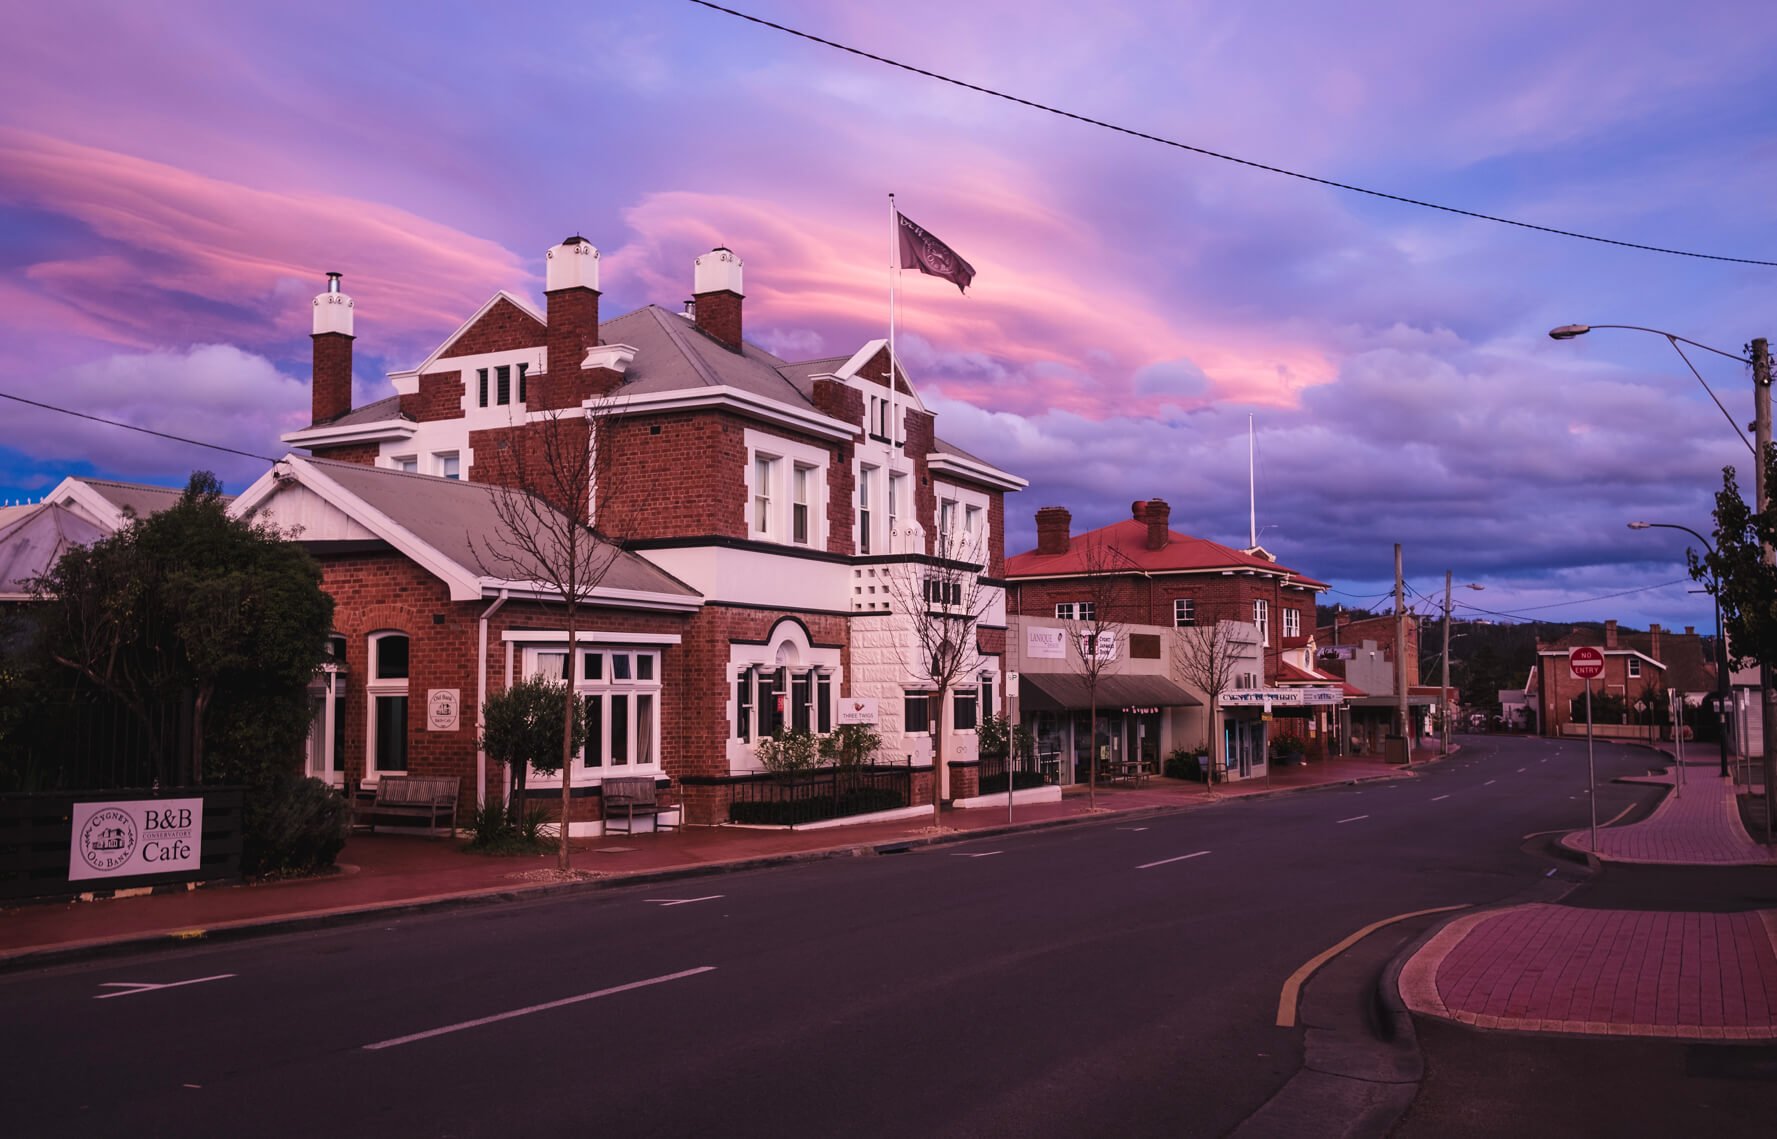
left=368, top=632, right=410, bottom=776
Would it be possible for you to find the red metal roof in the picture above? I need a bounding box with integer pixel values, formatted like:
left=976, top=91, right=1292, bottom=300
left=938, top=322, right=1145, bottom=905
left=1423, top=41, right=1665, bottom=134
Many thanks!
left=1006, top=517, right=1328, bottom=589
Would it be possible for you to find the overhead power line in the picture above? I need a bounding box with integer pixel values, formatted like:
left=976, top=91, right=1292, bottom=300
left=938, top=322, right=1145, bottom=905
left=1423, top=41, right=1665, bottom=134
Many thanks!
left=0, top=390, right=278, bottom=464
left=688, top=1, right=1777, bottom=268
left=1450, top=578, right=1693, bottom=621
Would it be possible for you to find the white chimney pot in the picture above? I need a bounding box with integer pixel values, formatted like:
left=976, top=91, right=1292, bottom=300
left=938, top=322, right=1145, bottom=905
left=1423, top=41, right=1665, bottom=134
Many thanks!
left=312, top=285, right=354, bottom=337
left=546, top=239, right=600, bottom=293
left=694, top=247, right=743, bottom=296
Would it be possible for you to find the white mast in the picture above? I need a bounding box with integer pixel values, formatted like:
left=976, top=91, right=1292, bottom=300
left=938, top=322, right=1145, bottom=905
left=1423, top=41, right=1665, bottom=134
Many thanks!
left=887, top=194, right=899, bottom=461
left=1248, top=414, right=1257, bottom=549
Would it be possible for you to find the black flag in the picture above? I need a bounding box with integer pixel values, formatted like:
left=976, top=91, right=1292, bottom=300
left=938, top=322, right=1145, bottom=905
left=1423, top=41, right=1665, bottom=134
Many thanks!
left=896, top=211, right=976, bottom=293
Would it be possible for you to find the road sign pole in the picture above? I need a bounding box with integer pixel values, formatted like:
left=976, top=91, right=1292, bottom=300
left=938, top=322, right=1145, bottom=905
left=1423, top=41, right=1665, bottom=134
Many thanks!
left=1587, top=677, right=1598, bottom=852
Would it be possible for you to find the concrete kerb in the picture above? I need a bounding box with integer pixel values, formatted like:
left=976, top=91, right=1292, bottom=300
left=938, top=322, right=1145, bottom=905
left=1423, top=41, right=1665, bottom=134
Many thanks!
left=0, top=763, right=1417, bottom=976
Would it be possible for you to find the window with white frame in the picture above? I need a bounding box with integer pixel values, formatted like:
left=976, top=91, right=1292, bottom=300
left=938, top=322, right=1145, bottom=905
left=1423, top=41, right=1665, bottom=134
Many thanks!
left=1283, top=607, right=1300, bottom=638
left=792, top=463, right=814, bottom=545
left=887, top=472, right=904, bottom=546
left=938, top=498, right=958, bottom=544
left=903, top=691, right=932, bottom=734
left=953, top=685, right=979, bottom=731
left=1174, top=598, right=1196, bottom=627
left=964, top=504, right=982, bottom=537
left=1253, top=599, right=1270, bottom=641
left=733, top=665, right=834, bottom=740
left=858, top=464, right=876, bottom=554
left=1627, top=657, right=1641, bottom=678
left=1056, top=601, right=1096, bottom=622
left=436, top=452, right=461, bottom=480
left=367, top=632, right=410, bottom=775
left=521, top=646, right=663, bottom=778
left=393, top=456, right=418, bottom=474
left=753, top=454, right=777, bottom=537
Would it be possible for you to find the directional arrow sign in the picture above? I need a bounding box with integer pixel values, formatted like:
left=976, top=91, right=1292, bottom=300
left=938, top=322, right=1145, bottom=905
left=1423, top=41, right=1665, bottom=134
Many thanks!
left=1569, top=645, right=1605, bottom=680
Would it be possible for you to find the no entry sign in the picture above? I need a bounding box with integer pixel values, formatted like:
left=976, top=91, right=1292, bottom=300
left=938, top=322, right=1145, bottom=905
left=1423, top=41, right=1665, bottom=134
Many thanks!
left=1568, top=646, right=1605, bottom=680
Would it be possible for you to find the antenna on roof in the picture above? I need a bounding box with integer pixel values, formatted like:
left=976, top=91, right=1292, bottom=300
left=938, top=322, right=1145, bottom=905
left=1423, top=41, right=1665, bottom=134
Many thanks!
left=1248, top=414, right=1257, bottom=549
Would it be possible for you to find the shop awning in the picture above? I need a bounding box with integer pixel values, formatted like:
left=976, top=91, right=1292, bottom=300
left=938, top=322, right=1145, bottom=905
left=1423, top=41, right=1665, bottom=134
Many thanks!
left=1346, top=694, right=1439, bottom=708
left=1019, top=672, right=1202, bottom=712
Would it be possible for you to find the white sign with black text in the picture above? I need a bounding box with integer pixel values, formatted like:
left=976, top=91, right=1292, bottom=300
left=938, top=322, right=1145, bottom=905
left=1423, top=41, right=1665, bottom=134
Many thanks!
left=837, top=697, right=879, bottom=725
left=1026, top=627, right=1067, bottom=660
left=68, top=798, right=204, bottom=881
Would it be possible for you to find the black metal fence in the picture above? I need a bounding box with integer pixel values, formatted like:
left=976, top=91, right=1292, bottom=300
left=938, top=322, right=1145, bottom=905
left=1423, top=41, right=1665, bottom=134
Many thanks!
left=729, top=766, right=913, bottom=826
left=977, top=750, right=1050, bottom=795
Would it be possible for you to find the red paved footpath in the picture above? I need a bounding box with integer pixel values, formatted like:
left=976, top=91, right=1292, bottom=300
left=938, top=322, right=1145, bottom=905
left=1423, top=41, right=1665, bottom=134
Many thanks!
left=1400, top=905, right=1777, bottom=1041
left=1402, top=747, right=1777, bottom=1041
left=0, top=752, right=1421, bottom=966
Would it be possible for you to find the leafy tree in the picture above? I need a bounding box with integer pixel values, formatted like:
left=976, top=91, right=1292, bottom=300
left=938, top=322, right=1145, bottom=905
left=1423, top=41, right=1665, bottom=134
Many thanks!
left=33, top=472, right=332, bottom=787
left=1692, top=444, right=1777, bottom=812
left=481, top=674, right=587, bottom=823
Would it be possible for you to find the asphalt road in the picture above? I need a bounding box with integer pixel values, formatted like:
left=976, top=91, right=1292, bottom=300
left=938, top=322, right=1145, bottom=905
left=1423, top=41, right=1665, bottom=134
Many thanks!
left=0, top=736, right=1666, bottom=1138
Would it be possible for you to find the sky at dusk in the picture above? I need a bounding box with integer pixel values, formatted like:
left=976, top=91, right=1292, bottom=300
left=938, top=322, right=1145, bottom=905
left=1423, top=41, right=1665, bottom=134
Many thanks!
left=3, top=0, right=1774, bottom=634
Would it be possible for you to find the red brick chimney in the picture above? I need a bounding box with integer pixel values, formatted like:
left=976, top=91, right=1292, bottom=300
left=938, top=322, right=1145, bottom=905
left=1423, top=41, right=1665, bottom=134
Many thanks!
left=545, top=236, right=600, bottom=397
left=310, top=272, right=353, bottom=424
left=1035, top=506, right=1072, bottom=555
left=1604, top=619, right=1619, bottom=649
left=693, top=247, right=744, bottom=352
left=1649, top=623, right=1662, bottom=661
left=1144, top=497, right=1171, bottom=550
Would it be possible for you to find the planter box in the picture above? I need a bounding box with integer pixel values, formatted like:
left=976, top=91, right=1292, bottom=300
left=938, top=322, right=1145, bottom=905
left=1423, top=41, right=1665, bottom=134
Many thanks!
left=951, top=785, right=1064, bottom=811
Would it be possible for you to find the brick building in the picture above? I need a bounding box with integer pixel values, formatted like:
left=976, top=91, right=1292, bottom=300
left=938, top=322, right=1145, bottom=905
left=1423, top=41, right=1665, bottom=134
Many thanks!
left=1003, top=500, right=1337, bottom=782
left=241, top=237, right=1024, bottom=830
left=1531, top=620, right=1716, bottom=740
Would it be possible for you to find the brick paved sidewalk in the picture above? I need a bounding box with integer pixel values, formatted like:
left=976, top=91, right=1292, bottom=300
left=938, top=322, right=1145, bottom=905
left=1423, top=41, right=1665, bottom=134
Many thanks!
left=0, top=753, right=1413, bottom=966
left=1560, top=767, right=1777, bottom=866
left=1399, top=903, right=1777, bottom=1041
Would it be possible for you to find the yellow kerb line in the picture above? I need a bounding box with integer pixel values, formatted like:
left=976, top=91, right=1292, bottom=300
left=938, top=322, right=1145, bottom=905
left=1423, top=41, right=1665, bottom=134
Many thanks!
left=1275, top=904, right=1471, bottom=1028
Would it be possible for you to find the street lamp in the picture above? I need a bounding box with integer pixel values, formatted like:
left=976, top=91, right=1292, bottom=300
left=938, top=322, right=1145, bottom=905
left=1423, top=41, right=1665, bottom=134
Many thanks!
left=1548, top=324, right=1756, bottom=456
left=1550, top=320, right=1773, bottom=841
left=1628, top=520, right=1732, bottom=778
left=1441, top=574, right=1484, bottom=755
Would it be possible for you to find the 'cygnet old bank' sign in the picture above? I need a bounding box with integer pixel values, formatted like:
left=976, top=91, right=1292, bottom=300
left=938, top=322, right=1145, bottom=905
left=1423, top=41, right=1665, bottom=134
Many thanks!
left=68, top=798, right=204, bottom=881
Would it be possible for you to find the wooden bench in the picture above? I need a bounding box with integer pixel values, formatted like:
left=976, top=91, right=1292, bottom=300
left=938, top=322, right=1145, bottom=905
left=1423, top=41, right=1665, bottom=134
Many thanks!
left=600, top=777, right=678, bottom=835
left=352, top=776, right=460, bottom=836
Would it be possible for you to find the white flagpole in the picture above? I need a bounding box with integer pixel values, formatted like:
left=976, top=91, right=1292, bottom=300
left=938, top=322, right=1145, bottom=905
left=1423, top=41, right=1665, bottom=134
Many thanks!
left=887, top=194, right=899, bottom=466
left=1248, top=414, right=1257, bottom=548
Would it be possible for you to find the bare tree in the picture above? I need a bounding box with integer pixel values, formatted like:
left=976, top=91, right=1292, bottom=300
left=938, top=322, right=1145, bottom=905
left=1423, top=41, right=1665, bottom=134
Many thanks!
left=1172, top=619, right=1256, bottom=791
left=473, top=402, right=632, bottom=874
left=881, top=525, right=996, bottom=830
left=1057, top=535, right=1128, bottom=810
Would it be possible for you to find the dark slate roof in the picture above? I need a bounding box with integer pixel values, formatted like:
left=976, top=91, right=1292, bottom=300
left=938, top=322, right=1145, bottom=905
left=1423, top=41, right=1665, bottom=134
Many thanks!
left=317, top=394, right=409, bottom=428
left=303, top=457, right=699, bottom=600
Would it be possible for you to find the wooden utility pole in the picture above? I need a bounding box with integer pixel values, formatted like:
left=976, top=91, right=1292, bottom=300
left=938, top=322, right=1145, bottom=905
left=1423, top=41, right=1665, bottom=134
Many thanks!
left=1442, top=570, right=1453, bottom=755
left=1396, top=543, right=1409, bottom=764
left=1754, top=337, right=1774, bottom=842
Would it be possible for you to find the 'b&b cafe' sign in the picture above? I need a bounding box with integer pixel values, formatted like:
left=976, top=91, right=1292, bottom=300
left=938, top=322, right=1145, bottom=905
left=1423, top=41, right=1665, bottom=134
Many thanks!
left=68, top=798, right=204, bottom=882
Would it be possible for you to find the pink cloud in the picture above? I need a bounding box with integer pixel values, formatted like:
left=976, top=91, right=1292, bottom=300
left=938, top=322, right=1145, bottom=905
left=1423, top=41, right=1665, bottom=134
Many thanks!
left=606, top=186, right=1336, bottom=419
left=0, top=128, right=531, bottom=366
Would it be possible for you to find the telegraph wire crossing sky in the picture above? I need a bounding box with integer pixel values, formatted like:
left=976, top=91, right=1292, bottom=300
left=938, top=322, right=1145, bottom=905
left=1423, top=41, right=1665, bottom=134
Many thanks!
left=0, top=0, right=1771, bottom=633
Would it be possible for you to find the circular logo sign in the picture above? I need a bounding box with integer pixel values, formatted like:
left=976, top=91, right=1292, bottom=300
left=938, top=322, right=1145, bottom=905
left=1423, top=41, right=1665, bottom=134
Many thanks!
left=1568, top=646, right=1606, bottom=680
left=79, top=808, right=138, bottom=873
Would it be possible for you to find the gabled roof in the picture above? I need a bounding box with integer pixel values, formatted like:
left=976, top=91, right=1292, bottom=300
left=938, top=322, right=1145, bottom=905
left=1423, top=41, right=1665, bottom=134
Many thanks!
left=231, top=455, right=702, bottom=609
left=1007, top=518, right=1328, bottom=588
